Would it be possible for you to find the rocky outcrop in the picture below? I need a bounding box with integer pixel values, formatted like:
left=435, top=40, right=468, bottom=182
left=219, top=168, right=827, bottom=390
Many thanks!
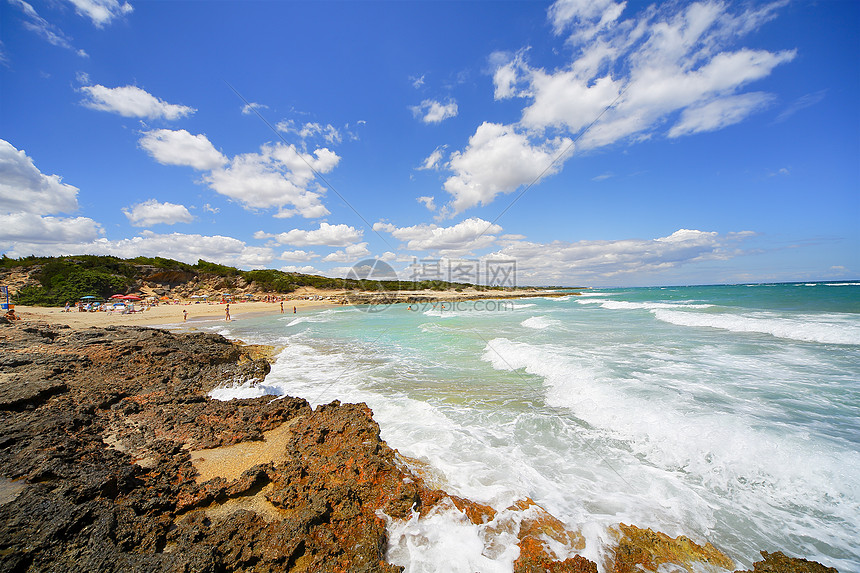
left=609, top=523, right=735, bottom=572
left=737, top=551, right=839, bottom=573
left=0, top=321, right=841, bottom=572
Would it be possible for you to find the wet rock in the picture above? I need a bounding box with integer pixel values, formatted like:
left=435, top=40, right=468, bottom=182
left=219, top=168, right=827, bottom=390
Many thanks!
left=0, top=321, right=838, bottom=572
left=610, top=523, right=735, bottom=573
left=737, top=551, right=839, bottom=573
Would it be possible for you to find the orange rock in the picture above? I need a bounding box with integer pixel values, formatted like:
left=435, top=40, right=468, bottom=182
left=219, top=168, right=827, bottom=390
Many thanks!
left=610, top=523, right=735, bottom=573
left=736, top=550, right=839, bottom=573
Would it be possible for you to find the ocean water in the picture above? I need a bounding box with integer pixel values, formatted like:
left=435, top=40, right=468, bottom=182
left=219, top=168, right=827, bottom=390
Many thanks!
left=201, top=282, right=860, bottom=572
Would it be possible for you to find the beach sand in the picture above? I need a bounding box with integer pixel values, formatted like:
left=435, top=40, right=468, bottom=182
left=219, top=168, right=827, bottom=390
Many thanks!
left=13, top=299, right=337, bottom=329
left=10, top=288, right=566, bottom=330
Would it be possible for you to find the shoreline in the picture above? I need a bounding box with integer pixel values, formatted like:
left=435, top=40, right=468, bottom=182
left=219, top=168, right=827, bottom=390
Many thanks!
left=12, top=299, right=337, bottom=329
left=11, top=289, right=574, bottom=330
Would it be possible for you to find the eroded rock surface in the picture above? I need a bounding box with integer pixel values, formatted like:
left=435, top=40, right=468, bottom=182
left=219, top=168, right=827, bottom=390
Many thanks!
left=0, top=321, right=840, bottom=572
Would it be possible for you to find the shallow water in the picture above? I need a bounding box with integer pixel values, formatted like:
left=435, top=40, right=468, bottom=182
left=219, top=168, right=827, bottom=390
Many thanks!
left=204, top=283, right=860, bottom=572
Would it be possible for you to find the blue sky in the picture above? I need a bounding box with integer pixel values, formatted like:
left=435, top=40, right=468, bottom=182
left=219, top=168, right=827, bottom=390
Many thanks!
left=1, top=0, right=857, bottom=287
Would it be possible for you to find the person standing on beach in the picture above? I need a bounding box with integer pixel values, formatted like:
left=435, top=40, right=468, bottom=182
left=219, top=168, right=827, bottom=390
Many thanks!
left=225, top=304, right=231, bottom=322
left=293, top=306, right=296, bottom=313
left=183, top=310, right=187, bottom=321
left=280, top=302, right=284, bottom=313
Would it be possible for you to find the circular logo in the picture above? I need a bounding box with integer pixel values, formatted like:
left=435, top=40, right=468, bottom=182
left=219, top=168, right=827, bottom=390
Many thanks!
left=344, top=259, right=399, bottom=313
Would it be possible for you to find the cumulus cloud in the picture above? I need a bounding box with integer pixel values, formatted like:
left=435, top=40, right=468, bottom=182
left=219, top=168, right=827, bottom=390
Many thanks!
left=139, top=129, right=226, bottom=170
left=373, top=217, right=502, bottom=255
left=122, top=199, right=193, bottom=227
left=81, top=85, right=195, bottom=120
left=0, top=139, right=103, bottom=254
left=443, top=0, right=795, bottom=215
left=321, top=242, right=371, bottom=263
left=203, top=143, right=337, bottom=218
left=417, top=147, right=446, bottom=171
left=276, top=120, right=344, bottom=145
left=3, top=231, right=275, bottom=269
left=0, top=139, right=80, bottom=215
left=66, top=0, right=133, bottom=27
left=280, top=265, right=321, bottom=274
left=279, top=249, right=319, bottom=262
left=416, top=196, right=436, bottom=211
left=485, top=229, right=756, bottom=284
left=443, top=123, right=573, bottom=213
left=411, top=99, right=459, bottom=123
left=241, top=102, right=268, bottom=115
left=255, top=222, right=362, bottom=247
left=0, top=213, right=102, bottom=245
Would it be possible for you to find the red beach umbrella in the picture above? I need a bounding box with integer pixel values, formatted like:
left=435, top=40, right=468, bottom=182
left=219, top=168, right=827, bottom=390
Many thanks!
left=121, top=295, right=142, bottom=301
left=110, top=294, right=125, bottom=299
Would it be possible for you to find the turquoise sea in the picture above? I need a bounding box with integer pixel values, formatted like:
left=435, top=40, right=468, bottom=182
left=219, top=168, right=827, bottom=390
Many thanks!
left=191, top=282, right=860, bottom=572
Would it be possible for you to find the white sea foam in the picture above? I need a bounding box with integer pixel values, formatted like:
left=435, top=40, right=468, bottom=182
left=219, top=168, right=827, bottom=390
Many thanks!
left=480, top=337, right=860, bottom=568
left=825, top=282, right=860, bottom=286
left=511, top=302, right=536, bottom=309
left=201, top=292, right=860, bottom=572
left=576, top=298, right=713, bottom=310
left=520, top=316, right=559, bottom=329
left=283, top=314, right=333, bottom=327
left=652, top=309, right=860, bottom=345
left=383, top=501, right=520, bottom=572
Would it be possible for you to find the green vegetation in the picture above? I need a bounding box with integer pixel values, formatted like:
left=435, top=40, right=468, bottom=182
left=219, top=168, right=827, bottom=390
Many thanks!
left=2, top=255, right=496, bottom=306
left=11, top=256, right=139, bottom=306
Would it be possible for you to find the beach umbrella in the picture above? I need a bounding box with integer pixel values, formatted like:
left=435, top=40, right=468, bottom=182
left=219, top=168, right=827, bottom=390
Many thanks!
left=122, top=295, right=142, bottom=301
left=81, top=295, right=98, bottom=300
left=110, top=294, right=125, bottom=299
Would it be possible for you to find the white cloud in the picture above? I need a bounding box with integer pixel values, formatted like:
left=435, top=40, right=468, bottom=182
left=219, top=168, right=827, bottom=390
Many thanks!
left=416, top=196, right=436, bottom=211
left=443, top=123, right=573, bottom=214
left=256, top=222, right=362, bottom=247
left=277, top=120, right=344, bottom=145
left=411, top=99, right=459, bottom=124
left=66, top=0, right=133, bottom=27
left=139, top=129, right=226, bottom=171
left=411, top=74, right=426, bottom=88
left=548, top=0, right=626, bottom=39
left=444, top=1, right=795, bottom=214
left=203, top=143, right=337, bottom=218
left=280, top=265, right=321, bottom=274
left=0, top=213, right=102, bottom=245
left=279, top=249, right=319, bottom=262
left=373, top=217, right=502, bottom=255
left=417, top=147, right=446, bottom=171
left=241, top=102, right=268, bottom=115
left=0, top=139, right=80, bottom=215
left=775, top=89, right=827, bottom=123
left=321, top=242, right=371, bottom=263
left=10, top=0, right=86, bottom=56
left=3, top=230, right=275, bottom=269
left=122, top=199, right=193, bottom=227
left=81, top=85, right=195, bottom=120
left=669, top=92, right=774, bottom=137
left=484, top=228, right=756, bottom=284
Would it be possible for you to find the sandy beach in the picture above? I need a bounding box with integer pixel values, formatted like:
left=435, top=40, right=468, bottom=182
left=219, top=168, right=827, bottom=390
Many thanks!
left=10, top=288, right=567, bottom=329
left=13, top=299, right=337, bottom=329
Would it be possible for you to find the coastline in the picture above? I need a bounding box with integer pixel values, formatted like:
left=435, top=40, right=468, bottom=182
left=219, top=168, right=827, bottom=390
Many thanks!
left=0, top=319, right=838, bottom=572
left=12, top=299, right=337, bottom=329
left=11, top=289, right=573, bottom=330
